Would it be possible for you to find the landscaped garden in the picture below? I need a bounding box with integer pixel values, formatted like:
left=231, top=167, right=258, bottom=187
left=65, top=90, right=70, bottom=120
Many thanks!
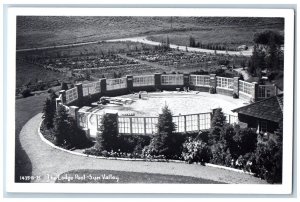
left=40, top=91, right=283, bottom=184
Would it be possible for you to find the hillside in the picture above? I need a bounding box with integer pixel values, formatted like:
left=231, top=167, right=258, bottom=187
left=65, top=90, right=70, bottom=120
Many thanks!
left=16, top=16, right=284, bottom=49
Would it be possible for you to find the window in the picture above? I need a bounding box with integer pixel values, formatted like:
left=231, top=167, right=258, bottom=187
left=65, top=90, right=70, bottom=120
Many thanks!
left=161, top=74, right=184, bottom=85
left=65, top=87, right=78, bottom=104
left=258, top=120, right=268, bottom=132
left=106, top=78, right=127, bottom=91
left=118, top=117, right=131, bottom=134
left=145, top=117, right=158, bottom=134
left=131, top=117, right=145, bottom=134
left=190, top=75, right=210, bottom=87
left=82, top=81, right=101, bottom=96
left=239, top=80, right=253, bottom=95
left=217, top=77, right=233, bottom=89
left=133, top=75, right=155, bottom=87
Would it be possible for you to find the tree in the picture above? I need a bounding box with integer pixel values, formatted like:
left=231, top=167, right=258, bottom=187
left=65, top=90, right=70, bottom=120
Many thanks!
left=53, top=105, right=70, bottom=146
left=254, top=30, right=284, bottom=46
left=144, top=105, right=176, bottom=158
left=211, top=108, right=226, bottom=128
left=254, top=139, right=282, bottom=183
left=95, top=113, right=119, bottom=151
left=209, top=108, right=227, bottom=143
left=189, top=36, right=196, bottom=47
left=43, top=92, right=58, bottom=128
left=248, top=45, right=265, bottom=76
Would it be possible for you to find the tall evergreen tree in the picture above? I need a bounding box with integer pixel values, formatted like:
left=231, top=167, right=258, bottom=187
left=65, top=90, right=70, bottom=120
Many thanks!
left=53, top=105, right=70, bottom=146
left=42, top=92, right=58, bottom=128
left=95, top=113, right=119, bottom=151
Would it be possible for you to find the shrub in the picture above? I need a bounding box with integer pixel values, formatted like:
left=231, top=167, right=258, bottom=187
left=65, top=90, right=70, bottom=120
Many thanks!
left=253, top=139, right=282, bottom=183
left=117, top=135, right=151, bottom=154
left=197, top=130, right=210, bottom=143
left=182, top=137, right=211, bottom=164
left=21, top=88, right=32, bottom=98
left=209, top=87, right=216, bottom=94
left=52, top=105, right=91, bottom=148
left=233, top=127, right=257, bottom=156
left=95, top=113, right=119, bottom=151
left=210, top=143, right=228, bottom=166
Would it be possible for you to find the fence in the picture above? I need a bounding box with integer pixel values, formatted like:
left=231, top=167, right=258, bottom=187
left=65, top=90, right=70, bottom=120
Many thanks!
left=82, top=81, right=101, bottom=96
left=65, top=87, right=78, bottom=104
left=161, top=74, right=184, bottom=85
left=133, top=75, right=155, bottom=87
left=58, top=73, right=277, bottom=108
left=190, top=75, right=210, bottom=87
left=106, top=78, right=127, bottom=91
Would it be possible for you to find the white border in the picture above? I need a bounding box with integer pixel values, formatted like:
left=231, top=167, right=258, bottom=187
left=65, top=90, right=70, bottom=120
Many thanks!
left=5, top=7, right=294, bottom=194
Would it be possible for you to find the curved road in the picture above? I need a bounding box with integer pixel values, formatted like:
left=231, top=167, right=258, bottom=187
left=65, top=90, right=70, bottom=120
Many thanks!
left=16, top=36, right=252, bottom=56
left=19, top=113, right=266, bottom=184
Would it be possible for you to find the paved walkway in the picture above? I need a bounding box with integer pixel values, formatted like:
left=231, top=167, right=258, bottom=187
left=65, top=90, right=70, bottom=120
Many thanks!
left=19, top=113, right=266, bottom=184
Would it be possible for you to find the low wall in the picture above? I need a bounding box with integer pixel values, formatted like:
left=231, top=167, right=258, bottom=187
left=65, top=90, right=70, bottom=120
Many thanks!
left=239, top=92, right=252, bottom=102
left=216, top=87, right=233, bottom=97
left=191, top=86, right=209, bottom=92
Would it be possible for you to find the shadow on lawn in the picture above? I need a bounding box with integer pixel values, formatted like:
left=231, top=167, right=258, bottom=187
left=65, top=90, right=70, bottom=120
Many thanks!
left=55, top=169, right=225, bottom=184
left=14, top=94, right=49, bottom=182
left=14, top=131, right=32, bottom=183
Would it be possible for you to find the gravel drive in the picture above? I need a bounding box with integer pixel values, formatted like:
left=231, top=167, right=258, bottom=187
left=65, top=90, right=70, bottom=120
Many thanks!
left=19, top=113, right=267, bottom=184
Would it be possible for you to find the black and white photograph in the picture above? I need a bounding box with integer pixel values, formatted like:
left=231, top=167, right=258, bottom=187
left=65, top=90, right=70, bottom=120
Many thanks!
left=3, top=6, right=295, bottom=195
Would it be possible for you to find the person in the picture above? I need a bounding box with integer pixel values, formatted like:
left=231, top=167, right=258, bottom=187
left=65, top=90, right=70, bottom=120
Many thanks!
left=138, top=91, right=141, bottom=99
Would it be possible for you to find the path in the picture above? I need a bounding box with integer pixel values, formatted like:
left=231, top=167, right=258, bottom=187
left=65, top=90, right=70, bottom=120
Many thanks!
left=19, top=113, right=266, bottom=184
left=16, top=36, right=252, bottom=56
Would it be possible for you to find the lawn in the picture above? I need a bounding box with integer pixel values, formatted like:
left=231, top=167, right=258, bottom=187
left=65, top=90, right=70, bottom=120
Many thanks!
left=15, top=93, right=49, bottom=182
left=16, top=59, right=66, bottom=88
left=147, top=27, right=284, bottom=50
left=17, top=16, right=284, bottom=50
left=55, top=169, right=224, bottom=184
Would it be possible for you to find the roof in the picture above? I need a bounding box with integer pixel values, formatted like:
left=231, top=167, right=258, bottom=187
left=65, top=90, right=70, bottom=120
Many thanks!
left=232, top=94, right=283, bottom=123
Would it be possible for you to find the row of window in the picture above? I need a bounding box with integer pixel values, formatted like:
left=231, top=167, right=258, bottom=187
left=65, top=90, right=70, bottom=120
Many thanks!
left=106, top=78, right=127, bottom=91
left=239, top=80, right=253, bottom=95
left=258, top=86, right=273, bottom=98
left=133, top=75, right=155, bottom=87
left=190, top=75, right=210, bottom=87
left=217, top=77, right=234, bottom=89
left=118, top=117, right=158, bottom=135
left=82, top=81, right=101, bottom=96
left=117, top=114, right=211, bottom=135
left=161, top=75, right=184, bottom=85
left=173, top=114, right=211, bottom=132
left=65, top=87, right=78, bottom=104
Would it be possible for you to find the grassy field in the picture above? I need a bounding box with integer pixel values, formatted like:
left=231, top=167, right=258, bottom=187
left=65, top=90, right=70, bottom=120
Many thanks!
left=55, top=169, right=224, bottom=183
left=147, top=27, right=284, bottom=50
left=15, top=93, right=49, bottom=182
left=16, top=59, right=66, bottom=88
left=17, top=16, right=284, bottom=49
